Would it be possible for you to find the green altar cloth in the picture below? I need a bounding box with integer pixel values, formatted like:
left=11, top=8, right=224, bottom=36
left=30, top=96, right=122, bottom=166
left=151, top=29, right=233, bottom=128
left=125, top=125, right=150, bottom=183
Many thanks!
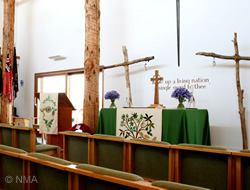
left=97, top=108, right=211, bottom=145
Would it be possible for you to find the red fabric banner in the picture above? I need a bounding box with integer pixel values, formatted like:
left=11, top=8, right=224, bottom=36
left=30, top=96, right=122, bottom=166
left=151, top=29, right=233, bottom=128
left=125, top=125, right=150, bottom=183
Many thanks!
left=3, top=48, right=13, bottom=103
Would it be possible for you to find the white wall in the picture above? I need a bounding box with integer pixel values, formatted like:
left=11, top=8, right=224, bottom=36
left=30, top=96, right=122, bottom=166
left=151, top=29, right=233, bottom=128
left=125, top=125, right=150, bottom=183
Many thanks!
left=2, top=0, right=250, bottom=150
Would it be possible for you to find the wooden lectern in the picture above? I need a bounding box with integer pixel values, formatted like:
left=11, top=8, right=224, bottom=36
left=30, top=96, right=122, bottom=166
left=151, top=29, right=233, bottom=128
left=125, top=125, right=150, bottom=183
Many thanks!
left=35, top=93, right=75, bottom=149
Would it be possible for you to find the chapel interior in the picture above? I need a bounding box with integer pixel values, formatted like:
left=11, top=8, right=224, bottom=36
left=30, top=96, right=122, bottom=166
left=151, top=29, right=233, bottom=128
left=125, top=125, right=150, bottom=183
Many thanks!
left=0, top=0, right=250, bottom=190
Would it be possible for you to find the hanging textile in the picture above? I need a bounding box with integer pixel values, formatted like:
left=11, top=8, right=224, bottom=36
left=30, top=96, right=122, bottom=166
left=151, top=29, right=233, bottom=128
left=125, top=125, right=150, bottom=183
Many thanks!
left=13, top=47, right=18, bottom=99
left=39, top=93, right=58, bottom=134
left=0, top=48, right=2, bottom=95
left=3, top=48, right=13, bottom=102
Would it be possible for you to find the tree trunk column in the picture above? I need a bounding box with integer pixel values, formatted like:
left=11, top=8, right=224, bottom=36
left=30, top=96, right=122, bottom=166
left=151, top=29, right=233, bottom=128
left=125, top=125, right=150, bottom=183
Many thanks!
left=83, top=0, right=100, bottom=133
left=1, top=0, right=15, bottom=124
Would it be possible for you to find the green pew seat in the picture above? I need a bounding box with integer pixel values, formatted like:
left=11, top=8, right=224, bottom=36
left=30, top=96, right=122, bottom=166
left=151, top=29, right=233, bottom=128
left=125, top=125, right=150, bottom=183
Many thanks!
left=129, top=138, right=172, bottom=181
left=0, top=144, right=27, bottom=190
left=27, top=152, right=72, bottom=190
left=76, top=164, right=143, bottom=190
left=91, top=134, right=125, bottom=171
left=61, top=130, right=90, bottom=163
left=174, top=144, right=232, bottom=190
left=152, top=180, right=210, bottom=190
left=1, top=127, right=12, bottom=146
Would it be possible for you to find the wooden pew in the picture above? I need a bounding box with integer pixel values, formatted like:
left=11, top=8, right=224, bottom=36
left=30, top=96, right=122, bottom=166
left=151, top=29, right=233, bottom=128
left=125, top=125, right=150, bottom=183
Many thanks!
left=59, top=131, right=238, bottom=189
left=60, top=131, right=128, bottom=170
left=18, top=151, right=167, bottom=189
left=88, top=134, right=126, bottom=171
left=4, top=137, right=247, bottom=190
left=60, top=131, right=175, bottom=181
left=60, top=131, right=91, bottom=163
left=126, top=139, right=174, bottom=182
left=0, top=144, right=28, bottom=190
left=172, top=144, right=234, bottom=190
left=233, top=150, right=250, bottom=190
left=67, top=164, right=167, bottom=190
left=0, top=123, right=60, bottom=157
left=20, top=152, right=71, bottom=190
left=0, top=123, right=36, bottom=152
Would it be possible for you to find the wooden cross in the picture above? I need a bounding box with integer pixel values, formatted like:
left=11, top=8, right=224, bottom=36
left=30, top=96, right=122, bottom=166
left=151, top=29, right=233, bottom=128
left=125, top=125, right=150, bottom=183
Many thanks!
left=196, top=33, right=250, bottom=149
left=148, top=70, right=165, bottom=108
left=100, top=46, right=154, bottom=108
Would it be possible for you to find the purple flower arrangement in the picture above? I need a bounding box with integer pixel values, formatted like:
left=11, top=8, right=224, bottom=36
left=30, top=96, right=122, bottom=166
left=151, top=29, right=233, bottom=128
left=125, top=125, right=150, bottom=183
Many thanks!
left=171, top=87, right=192, bottom=102
left=105, top=90, right=120, bottom=100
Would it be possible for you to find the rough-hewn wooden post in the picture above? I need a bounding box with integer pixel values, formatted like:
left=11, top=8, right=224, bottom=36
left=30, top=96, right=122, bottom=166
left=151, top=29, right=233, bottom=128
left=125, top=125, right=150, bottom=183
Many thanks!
left=122, top=46, right=132, bottom=107
left=1, top=0, right=15, bottom=124
left=83, top=0, right=100, bottom=133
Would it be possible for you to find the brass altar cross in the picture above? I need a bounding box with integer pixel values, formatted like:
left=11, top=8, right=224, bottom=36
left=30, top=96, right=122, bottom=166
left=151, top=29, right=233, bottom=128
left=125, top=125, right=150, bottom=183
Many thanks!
left=148, top=70, right=165, bottom=108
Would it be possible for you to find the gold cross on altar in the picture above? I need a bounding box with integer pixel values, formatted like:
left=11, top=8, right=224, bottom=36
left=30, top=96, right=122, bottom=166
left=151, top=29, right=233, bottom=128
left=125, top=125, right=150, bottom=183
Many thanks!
left=148, top=70, right=165, bottom=108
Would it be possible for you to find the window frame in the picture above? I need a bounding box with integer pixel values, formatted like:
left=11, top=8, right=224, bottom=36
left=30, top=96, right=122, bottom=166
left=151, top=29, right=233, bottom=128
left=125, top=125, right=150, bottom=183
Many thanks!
left=34, top=67, right=104, bottom=122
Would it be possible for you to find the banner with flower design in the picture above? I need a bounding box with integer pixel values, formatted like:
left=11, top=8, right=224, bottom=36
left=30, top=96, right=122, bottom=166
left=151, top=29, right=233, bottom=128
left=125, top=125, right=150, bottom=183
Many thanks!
left=39, top=93, right=58, bottom=134
left=116, top=108, right=162, bottom=141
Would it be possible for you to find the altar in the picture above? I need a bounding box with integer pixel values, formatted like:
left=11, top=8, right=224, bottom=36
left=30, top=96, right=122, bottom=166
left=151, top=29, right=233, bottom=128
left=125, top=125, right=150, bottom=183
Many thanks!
left=97, top=108, right=211, bottom=145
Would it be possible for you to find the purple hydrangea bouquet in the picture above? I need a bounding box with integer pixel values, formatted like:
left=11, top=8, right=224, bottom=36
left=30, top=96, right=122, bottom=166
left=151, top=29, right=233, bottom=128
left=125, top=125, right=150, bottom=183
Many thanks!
left=105, top=90, right=120, bottom=108
left=171, top=87, right=192, bottom=109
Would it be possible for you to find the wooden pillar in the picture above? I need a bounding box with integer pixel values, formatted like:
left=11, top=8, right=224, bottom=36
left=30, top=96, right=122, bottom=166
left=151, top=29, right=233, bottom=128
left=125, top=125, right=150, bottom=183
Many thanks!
left=83, top=0, right=100, bottom=133
left=1, top=0, right=15, bottom=124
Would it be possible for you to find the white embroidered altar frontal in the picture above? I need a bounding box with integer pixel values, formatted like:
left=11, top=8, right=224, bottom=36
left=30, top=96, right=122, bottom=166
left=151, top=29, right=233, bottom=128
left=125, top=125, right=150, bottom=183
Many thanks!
left=39, top=93, right=58, bottom=134
left=116, top=108, right=162, bottom=141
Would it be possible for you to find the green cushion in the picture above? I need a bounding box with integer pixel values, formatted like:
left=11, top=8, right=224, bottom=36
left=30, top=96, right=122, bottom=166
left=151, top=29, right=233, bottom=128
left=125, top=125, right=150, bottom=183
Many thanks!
left=242, top=156, right=250, bottom=189
left=2, top=155, right=23, bottom=190
left=36, top=144, right=59, bottom=152
left=131, top=138, right=170, bottom=145
left=93, top=134, right=124, bottom=139
left=28, top=152, right=72, bottom=165
left=178, top=144, right=227, bottom=151
left=96, top=139, right=124, bottom=171
left=241, top=149, right=250, bottom=153
left=35, top=164, right=68, bottom=190
left=76, top=164, right=143, bottom=181
left=18, top=130, right=31, bottom=152
left=0, top=144, right=27, bottom=153
left=68, top=135, right=88, bottom=163
left=133, top=143, right=169, bottom=180
left=64, top=130, right=91, bottom=136
left=152, top=181, right=210, bottom=190
left=1, top=128, right=12, bottom=146
left=180, top=149, right=228, bottom=190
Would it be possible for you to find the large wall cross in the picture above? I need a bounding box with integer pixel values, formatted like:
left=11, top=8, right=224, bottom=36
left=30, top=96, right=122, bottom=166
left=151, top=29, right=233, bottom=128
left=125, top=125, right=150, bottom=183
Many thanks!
left=196, top=33, right=250, bottom=149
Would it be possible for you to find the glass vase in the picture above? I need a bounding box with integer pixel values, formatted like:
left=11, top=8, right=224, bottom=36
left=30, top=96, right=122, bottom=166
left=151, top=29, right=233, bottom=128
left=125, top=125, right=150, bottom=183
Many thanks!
left=110, top=99, right=116, bottom=108
left=177, top=98, right=185, bottom=109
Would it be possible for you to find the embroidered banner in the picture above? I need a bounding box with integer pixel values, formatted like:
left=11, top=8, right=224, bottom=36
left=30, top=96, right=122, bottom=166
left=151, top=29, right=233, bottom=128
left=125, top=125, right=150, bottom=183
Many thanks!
left=116, top=108, right=162, bottom=141
left=39, top=93, right=58, bottom=134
